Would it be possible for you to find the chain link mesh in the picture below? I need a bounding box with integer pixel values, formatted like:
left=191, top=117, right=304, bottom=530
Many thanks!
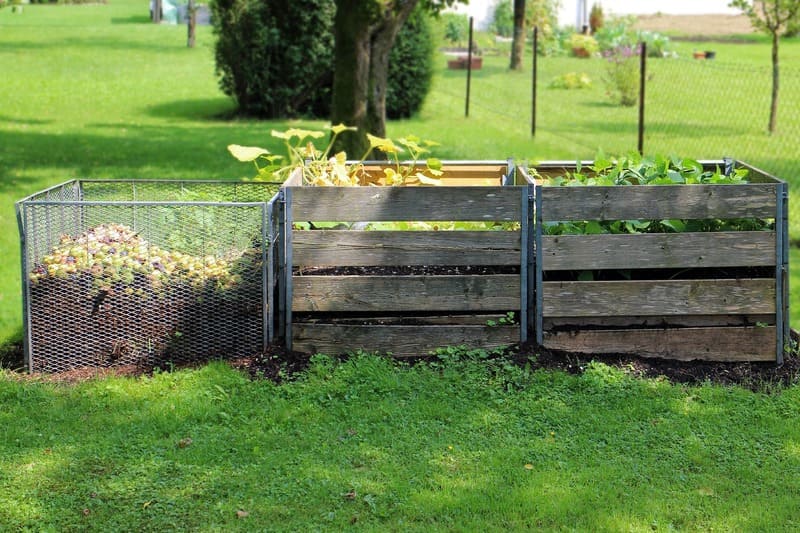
left=19, top=180, right=280, bottom=373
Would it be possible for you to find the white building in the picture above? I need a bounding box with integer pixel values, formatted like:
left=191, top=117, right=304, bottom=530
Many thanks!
left=448, top=0, right=740, bottom=31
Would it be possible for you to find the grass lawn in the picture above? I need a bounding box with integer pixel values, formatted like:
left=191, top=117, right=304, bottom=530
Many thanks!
left=2, top=355, right=800, bottom=531
left=2, top=3, right=800, bottom=530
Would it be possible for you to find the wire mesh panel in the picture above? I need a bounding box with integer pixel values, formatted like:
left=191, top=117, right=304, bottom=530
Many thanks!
left=17, top=180, right=281, bottom=373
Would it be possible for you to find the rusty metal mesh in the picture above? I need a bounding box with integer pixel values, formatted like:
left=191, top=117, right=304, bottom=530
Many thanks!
left=18, top=180, right=281, bottom=373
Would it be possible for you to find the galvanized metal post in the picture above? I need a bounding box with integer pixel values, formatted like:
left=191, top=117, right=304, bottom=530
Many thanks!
left=263, top=201, right=271, bottom=346
left=284, top=187, right=294, bottom=350
left=519, top=188, right=528, bottom=343
left=775, top=181, right=789, bottom=364
left=534, top=184, right=543, bottom=345
left=277, top=190, right=287, bottom=342
left=15, top=202, right=32, bottom=372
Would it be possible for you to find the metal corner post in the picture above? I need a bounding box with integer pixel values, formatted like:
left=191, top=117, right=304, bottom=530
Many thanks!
left=284, top=188, right=294, bottom=351
left=276, top=190, right=287, bottom=342
left=15, top=202, right=33, bottom=372
left=519, top=188, right=529, bottom=343
left=775, top=182, right=789, bottom=364
left=263, top=201, right=272, bottom=346
left=534, top=184, right=543, bottom=345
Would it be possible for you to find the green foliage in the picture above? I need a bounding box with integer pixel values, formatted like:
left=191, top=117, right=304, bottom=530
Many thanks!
left=548, top=71, right=592, bottom=89
left=536, top=153, right=773, bottom=236
left=210, top=0, right=335, bottom=118
left=594, top=15, right=673, bottom=57
left=491, top=0, right=514, bottom=37
left=602, top=44, right=640, bottom=106
left=569, top=33, right=599, bottom=56
left=444, top=15, right=467, bottom=45
left=387, top=6, right=435, bottom=119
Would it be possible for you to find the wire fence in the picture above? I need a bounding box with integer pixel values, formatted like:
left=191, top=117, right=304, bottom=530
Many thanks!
left=447, top=47, right=800, bottom=235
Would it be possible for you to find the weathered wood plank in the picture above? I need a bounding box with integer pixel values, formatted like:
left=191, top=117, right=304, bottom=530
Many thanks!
left=293, top=323, right=519, bottom=357
left=293, top=230, right=521, bottom=266
left=292, top=275, right=520, bottom=312
left=542, top=326, right=777, bottom=362
left=298, top=313, right=517, bottom=326
left=290, top=187, right=523, bottom=221
left=540, top=184, right=777, bottom=221
left=542, top=232, right=776, bottom=270
left=544, top=314, right=775, bottom=329
left=543, top=278, right=775, bottom=317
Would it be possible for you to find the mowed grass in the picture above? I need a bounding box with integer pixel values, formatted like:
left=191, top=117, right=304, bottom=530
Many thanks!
left=2, top=5, right=800, bottom=531
left=2, top=356, right=800, bottom=531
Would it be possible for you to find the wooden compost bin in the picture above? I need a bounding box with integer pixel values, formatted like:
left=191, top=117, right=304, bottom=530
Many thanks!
left=528, top=160, right=789, bottom=363
left=282, top=161, right=531, bottom=356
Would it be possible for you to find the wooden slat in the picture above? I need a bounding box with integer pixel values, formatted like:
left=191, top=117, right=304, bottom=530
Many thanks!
left=299, top=313, right=517, bottom=326
left=543, top=278, right=775, bottom=317
left=542, top=326, right=777, bottom=362
left=293, top=230, right=521, bottom=266
left=542, top=232, right=776, bottom=270
left=292, top=275, right=520, bottom=312
left=544, top=314, right=775, bottom=329
left=293, top=323, right=519, bottom=357
left=540, top=184, right=777, bottom=221
left=290, top=187, right=522, bottom=221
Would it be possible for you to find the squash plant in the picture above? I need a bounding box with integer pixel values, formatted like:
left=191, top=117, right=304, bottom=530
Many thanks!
left=228, top=124, right=443, bottom=186
left=532, top=153, right=774, bottom=236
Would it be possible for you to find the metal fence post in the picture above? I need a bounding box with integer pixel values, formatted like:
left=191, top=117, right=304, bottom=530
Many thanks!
left=531, top=26, right=538, bottom=137
left=465, top=16, right=474, bottom=118
left=638, top=41, right=647, bottom=155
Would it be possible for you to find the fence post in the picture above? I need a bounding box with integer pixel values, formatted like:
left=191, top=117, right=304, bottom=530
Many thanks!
left=531, top=26, right=538, bottom=137
left=465, top=16, right=474, bottom=118
left=638, top=41, right=646, bottom=155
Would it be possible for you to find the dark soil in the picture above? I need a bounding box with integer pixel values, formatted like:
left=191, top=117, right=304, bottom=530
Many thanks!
left=6, top=334, right=799, bottom=392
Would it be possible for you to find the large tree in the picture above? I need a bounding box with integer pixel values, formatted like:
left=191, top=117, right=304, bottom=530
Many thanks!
left=510, top=0, right=526, bottom=70
left=331, top=0, right=460, bottom=157
left=730, top=0, right=800, bottom=133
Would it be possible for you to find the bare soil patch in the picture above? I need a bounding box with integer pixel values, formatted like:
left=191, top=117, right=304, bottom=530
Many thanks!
left=633, top=14, right=755, bottom=38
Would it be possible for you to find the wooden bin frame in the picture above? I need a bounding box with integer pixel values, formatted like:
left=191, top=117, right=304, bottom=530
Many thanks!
left=279, top=161, right=534, bottom=356
left=526, top=160, right=789, bottom=363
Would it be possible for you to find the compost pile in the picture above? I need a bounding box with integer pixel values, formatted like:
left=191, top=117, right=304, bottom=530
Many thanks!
left=28, top=223, right=263, bottom=372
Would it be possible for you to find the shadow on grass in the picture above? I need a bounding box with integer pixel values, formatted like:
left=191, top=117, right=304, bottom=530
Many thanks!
left=145, top=98, right=238, bottom=121
left=111, top=16, right=152, bottom=25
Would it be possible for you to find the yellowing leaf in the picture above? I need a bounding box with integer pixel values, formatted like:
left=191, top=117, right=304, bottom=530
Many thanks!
left=227, top=144, right=270, bottom=162
left=524, top=463, right=534, bottom=470
left=416, top=173, right=442, bottom=186
left=367, top=133, right=402, bottom=154
left=330, top=123, right=357, bottom=135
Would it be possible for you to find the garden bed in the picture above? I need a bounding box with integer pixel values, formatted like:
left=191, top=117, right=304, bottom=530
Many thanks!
left=525, top=159, right=789, bottom=363
left=282, top=161, right=530, bottom=356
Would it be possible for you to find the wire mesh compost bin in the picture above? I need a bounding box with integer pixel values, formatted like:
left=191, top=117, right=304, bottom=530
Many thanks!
left=16, top=180, right=282, bottom=373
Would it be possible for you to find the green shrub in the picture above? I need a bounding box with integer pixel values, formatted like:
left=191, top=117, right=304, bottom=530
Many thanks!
left=549, top=72, right=592, bottom=89
left=210, top=0, right=335, bottom=118
left=387, top=6, right=435, bottom=119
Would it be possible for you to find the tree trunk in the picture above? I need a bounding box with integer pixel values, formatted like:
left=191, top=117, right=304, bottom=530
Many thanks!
left=187, top=0, right=196, bottom=48
left=331, top=0, right=418, bottom=158
left=510, top=0, right=526, bottom=70
left=331, top=0, right=373, bottom=157
left=769, top=30, right=779, bottom=134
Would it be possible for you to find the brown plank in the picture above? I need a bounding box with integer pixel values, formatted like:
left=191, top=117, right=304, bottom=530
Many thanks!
left=544, top=314, right=775, bottom=329
left=542, top=278, right=775, bottom=317
left=292, top=275, right=520, bottom=312
left=542, top=232, right=776, bottom=270
left=540, top=184, right=777, bottom=221
left=298, top=313, right=518, bottom=326
left=542, top=326, right=777, bottom=362
left=289, top=186, right=523, bottom=221
left=293, top=323, right=519, bottom=357
left=293, top=230, right=521, bottom=266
